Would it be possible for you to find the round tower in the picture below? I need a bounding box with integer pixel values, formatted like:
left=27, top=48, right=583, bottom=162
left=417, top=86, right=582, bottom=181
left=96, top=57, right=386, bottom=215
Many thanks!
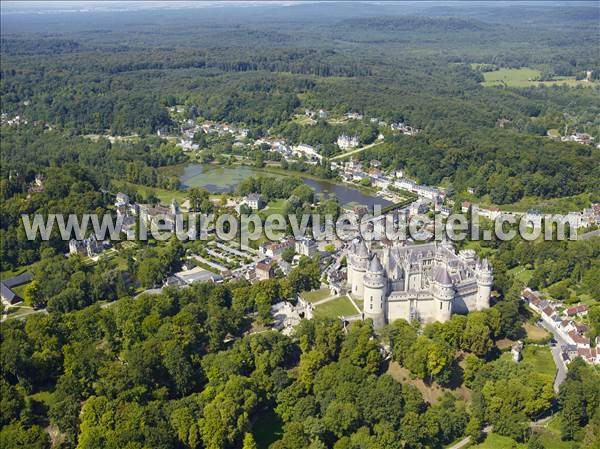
left=432, top=265, right=454, bottom=322
left=346, top=242, right=356, bottom=292
left=350, top=239, right=370, bottom=298
left=363, top=254, right=386, bottom=328
left=475, top=258, right=493, bottom=311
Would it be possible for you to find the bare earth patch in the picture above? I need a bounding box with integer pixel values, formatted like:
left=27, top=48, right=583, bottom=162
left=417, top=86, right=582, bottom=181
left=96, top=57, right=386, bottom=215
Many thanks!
left=386, top=362, right=471, bottom=404
left=524, top=323, right=550, bottom=341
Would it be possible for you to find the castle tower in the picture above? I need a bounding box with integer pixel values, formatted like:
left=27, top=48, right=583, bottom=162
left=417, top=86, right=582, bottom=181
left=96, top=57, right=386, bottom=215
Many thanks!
left=350, top=239, right=370, bottom=298
left=475, top=258, right=493, bottom=311
left=346, top=242, right=356, bottom=292
left=363, top=254, right=386, bottom=328
left=432, top=265, right=454, bottom=322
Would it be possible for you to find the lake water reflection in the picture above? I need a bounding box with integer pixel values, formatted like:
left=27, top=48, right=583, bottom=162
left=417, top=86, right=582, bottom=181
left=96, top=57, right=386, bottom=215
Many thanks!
left=179, top=164, right=392, bottom=208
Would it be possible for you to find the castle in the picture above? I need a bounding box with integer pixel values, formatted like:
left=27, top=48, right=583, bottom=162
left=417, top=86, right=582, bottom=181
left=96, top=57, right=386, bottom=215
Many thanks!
left=346, top=239, right=493, bottom=328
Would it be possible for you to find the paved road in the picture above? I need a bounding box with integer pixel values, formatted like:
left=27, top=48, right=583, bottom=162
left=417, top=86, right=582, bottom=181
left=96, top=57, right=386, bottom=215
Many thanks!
left=538, top=320, right=568, bottom=392
left=578, top=229, right=600, bottom=240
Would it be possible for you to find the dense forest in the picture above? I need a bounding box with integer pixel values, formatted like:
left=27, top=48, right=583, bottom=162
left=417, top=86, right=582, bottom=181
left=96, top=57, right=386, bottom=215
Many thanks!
left=1, top=281, right=599, bottom=449
left=1, top=3, right=599, bottom=204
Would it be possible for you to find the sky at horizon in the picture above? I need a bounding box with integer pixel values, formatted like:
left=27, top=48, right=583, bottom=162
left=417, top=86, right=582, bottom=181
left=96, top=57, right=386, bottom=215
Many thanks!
left=3, top=0, right=595, bottom=14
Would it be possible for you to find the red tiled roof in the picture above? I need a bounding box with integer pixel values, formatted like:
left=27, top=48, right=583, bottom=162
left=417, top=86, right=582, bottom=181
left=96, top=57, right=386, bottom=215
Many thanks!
left=542, top=306, right=554, bottom=316
left=568, top=330, right=590, bottom=346
left=522, top=290, right=541, bottom=304
left=576, top=347, right=597, bottom=361
left=566, top=304, right=589, bottom=316
left=256, top=262, right=273, bottom=271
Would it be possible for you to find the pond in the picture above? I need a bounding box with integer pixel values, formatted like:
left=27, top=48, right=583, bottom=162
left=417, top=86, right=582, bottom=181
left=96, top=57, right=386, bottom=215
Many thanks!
left=179, top=164, right=392, bottom=208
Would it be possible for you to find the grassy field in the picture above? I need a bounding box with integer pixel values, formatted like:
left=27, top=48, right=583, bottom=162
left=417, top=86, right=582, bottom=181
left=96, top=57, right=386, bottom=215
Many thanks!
left=470, top=433, right=526, bottom=449
left=481, top=68, right=591, bottom=88
left=508, top=266, right=534, bottom=285
left=0, top=263, right=36, bottom=281
left=313, top=296, right=358, bottom=318
left=521, top=346, right=556, bottom=380
left=111, top=180, right=189, bottom=204
left=523, top=323, right=551, bottom=342
left=260, top=199, right=287, bottom=217
left=252, top=409, right=283, bottom=449
left=300, top=288, right=332, bottom=303
left=500, top=345, right=556, bottom=381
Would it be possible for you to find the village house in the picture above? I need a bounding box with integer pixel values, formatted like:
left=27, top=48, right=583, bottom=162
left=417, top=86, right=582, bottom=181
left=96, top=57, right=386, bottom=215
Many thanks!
left=337, top=134, right=360, bottom=150
left=292, top=143, right=323, bottom=162
left=255, top=261, right=275, bottom=280
left=260, top=239, right=295, bottom=258
left=295, top=237, right=318, bottom=257
left=69, top=233, right=103, bottom=258
left=345, top=111, right=364, bottom=120
left=561, top=133, right=594, bottom=145
left=244, top=193, right=264, bottom=211
left=566, top=304, right=589, bottom=318
left=522, top=288, right=598, bottom=365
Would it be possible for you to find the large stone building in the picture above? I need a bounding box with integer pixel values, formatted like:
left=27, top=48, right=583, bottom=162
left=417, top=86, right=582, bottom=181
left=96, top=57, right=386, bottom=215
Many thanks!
left=346, top=239, right=493, bottom=328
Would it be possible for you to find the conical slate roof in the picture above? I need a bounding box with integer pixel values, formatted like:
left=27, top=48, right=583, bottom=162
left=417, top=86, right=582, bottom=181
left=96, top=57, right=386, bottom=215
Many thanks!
left=433, top=265, right=453, bottom=286
left=368, top=254, right=383, bottom=273
left=356, top=239, right=369, bottom=258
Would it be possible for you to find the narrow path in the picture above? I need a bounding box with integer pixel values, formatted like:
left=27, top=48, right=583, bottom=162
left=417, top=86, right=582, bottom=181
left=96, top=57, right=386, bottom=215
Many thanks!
left=329, top=141, right=384, bottom=161
left=446, top=426, right=492, bottom=449
left=346, top=293, right=362, bottom=314
left=312, top=295, right=338, bottom=306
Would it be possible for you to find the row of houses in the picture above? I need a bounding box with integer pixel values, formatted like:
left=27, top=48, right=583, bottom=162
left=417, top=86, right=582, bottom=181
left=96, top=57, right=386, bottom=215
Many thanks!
left=461, top=202, right=600, bottom=229
left=523, top=288, right=599, bottom=365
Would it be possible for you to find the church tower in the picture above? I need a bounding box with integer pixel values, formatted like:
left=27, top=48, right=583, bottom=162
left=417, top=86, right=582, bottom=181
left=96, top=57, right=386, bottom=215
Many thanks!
left=363, top=254, right=386, bottom=328
left=475, top=258, right=493, bottom=310
left=432, top=265, right=454, bottom=322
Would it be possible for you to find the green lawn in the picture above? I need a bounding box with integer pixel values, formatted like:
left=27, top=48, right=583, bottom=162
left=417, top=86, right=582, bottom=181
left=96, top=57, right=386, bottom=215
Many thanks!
left=508, top=266, right=533, bottom=285
left=313, top=296, right=358, bottom=318
left=481, top=68, right=591, bottom=88
left=521, top=346, right=556, bottom=380
left=259, top=199, right=287, bottom=218
left=111, top=180, right=188, bottom=204
left=252, top=409, right=283, bottom=449
left=0, top=262, right=37, bottom=281
left=470, top=433, right=526, bottom=449
left=28, top=390, right=56, bottom=408
left=500, top=345, right=556, bottom=381
left=300, top=288, right=331, bottom=303
left=11, top=282, right=31, bottom=299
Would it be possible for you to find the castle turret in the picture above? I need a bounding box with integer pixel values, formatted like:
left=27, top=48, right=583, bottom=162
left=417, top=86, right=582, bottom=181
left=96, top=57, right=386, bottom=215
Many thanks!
left=349, top=239, right=370, bottom=298
left=475, top=258, right=493, bottom=311
left=363, top=254, right=386, bottom=328
left=432, top=265, right=454, bottom=322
